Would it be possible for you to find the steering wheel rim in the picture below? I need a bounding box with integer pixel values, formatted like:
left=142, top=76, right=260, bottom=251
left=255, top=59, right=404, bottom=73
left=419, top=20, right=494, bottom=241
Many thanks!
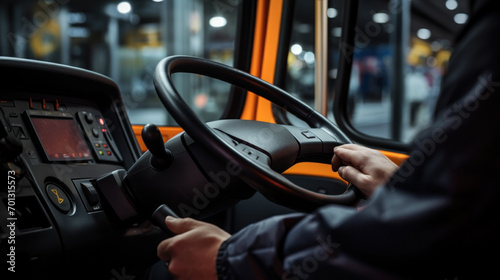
left=154, top=55, right=361, bottom=212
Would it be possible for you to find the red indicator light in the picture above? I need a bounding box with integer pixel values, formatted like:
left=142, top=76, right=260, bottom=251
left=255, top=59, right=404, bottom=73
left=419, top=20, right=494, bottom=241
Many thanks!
left=99, top=118, right=105, bottom=126
left=101, top=128, right=107, bottom=133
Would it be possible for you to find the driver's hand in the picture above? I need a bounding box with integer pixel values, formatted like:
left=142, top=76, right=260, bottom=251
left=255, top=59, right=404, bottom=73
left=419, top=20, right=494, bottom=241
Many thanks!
left=157, top=216, right=231, bottom=280
left=331, top=144, right=399, bottom=197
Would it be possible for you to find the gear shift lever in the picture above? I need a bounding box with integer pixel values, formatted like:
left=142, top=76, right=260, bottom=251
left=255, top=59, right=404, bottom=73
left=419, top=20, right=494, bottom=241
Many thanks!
left=141, top=124, right=173, bottom=170
left=150, top=204, right=180, bottom=234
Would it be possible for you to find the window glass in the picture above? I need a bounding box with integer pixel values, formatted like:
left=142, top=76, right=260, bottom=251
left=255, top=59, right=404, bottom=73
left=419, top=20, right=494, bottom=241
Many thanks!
left=0, top=0, right=241, bottom=126
left=347, top=0, right=394, bottom=140
left=285, top=2, right=316, bottom=109
left=282, top=0, right=345, bottom=126
left=400, top=0, right=469, bottom=141
left=283, top=0, right=470, bottom=143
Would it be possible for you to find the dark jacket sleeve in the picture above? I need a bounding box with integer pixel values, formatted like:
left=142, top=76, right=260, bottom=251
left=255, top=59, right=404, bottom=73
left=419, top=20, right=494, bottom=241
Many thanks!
left=216, top=72, right=500, bottom=278
left=215, top=189, right=461, bottom=279
left=216, top=213, right=307, bottom=279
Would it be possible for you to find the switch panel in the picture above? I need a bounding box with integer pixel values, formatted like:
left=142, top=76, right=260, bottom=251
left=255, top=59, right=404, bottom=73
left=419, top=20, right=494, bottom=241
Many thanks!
left=77, top=111, right=122, bottom=163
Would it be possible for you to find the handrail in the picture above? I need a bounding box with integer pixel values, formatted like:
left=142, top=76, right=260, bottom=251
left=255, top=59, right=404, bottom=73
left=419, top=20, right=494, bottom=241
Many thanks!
left=314, top=0, right=329, bottom=116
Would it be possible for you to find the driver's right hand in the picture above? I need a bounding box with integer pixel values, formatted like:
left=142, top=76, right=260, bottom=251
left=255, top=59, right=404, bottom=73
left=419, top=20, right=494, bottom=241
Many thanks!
left=331, top=144, right=399, bottom=197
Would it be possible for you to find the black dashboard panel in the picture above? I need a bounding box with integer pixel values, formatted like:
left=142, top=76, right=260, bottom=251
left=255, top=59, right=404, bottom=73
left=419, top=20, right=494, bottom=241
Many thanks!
left=0, top=58, right=150, bottom=277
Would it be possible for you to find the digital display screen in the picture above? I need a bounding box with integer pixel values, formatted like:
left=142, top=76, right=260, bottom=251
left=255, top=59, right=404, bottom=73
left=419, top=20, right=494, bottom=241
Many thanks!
left=30, top=117, right=92, bottom=161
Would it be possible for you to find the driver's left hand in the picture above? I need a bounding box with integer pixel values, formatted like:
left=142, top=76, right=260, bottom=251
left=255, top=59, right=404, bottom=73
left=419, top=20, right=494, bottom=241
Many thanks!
left=157, top=216, right=231, bottom=279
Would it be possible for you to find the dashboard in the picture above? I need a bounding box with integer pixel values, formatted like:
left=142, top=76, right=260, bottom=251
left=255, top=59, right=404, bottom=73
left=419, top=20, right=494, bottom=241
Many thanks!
left=0, top=57, right=347, bottom=279
left=0, top=57, right=154, bottom=278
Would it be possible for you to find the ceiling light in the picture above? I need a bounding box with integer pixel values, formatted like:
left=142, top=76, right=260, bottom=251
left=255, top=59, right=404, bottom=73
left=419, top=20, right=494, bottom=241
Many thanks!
left=417, top=28, right=431, bottom=40
left=68, top=12, right=86, bottom=24
left=372, top=12, right=389, bottom=24
left=209, top=16, right=227, bottom=28
left=454, top=13, right=468, bottom=24
left=332, top=27, right=342, bottom=37
left=69, top=27, right=89, bottom=38
left=327, top=8, right=338, bottom=19
left=445, top=0, right=458, bottom=10
left=304, top=52, right=315, bottom=64
left=296, top=23, right=312, bottom=33
left=117, top=2, right=132, bottom=14
left=291, top=44, right=303, bottom=55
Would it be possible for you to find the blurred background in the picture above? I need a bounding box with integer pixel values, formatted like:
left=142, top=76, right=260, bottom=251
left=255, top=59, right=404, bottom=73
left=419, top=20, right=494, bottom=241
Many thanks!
left=0, top=0, right=470, bottom=143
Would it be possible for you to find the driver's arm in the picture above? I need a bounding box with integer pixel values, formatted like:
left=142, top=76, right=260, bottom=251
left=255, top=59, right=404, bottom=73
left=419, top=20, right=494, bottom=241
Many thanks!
left=155, top=144, right=396, bottom=279
left=155, top=145, right=400, bottom=279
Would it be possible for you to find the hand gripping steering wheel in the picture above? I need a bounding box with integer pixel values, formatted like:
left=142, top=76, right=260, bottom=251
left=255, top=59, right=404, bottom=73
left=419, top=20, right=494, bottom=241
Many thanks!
left=153, top=56, right=361, bottom=212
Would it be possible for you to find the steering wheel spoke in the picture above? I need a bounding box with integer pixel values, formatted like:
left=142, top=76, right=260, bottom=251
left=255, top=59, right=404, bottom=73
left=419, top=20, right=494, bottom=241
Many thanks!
left=284, top=126, right=346, bottom=164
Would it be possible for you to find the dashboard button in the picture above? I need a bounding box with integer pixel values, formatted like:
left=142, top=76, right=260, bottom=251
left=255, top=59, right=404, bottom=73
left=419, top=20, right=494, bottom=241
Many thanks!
left=92, top=128, right=99, bottom=137
left=12, top=126, right=28, bottom=140
left=0, top=97, right=14, bottom=107
left=301, top=130, right=316, bottom=139
left=46, top=184, right=71, bottom=213
left=85, top=112, right=94, bottom=124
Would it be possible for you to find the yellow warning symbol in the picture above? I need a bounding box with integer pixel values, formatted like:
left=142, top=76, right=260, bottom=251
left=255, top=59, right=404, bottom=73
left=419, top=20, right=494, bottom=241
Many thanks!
left=51, top=189, right=64, bottom=204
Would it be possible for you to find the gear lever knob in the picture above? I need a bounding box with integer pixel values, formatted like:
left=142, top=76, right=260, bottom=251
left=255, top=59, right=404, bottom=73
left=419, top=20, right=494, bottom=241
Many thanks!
left=141, top=124, right=173, bottom=170
left=151, top=204, right=179, bottom=235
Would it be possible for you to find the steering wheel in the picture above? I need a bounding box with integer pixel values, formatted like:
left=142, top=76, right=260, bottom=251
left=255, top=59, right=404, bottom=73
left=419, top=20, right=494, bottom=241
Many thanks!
left=153, top=55, right=361, bottom=212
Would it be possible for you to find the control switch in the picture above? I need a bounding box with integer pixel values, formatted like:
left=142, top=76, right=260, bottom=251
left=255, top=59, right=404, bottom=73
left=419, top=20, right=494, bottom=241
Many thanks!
left=73, top=179, right=103, bottom=212
left=81, top=182, right=100, bottom=206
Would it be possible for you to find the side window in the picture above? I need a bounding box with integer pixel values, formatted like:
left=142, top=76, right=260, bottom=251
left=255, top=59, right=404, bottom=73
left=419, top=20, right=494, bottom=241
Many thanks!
left=282, top=0, right=470, bottom=144
left=0, top=0, right=245, bottom=126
